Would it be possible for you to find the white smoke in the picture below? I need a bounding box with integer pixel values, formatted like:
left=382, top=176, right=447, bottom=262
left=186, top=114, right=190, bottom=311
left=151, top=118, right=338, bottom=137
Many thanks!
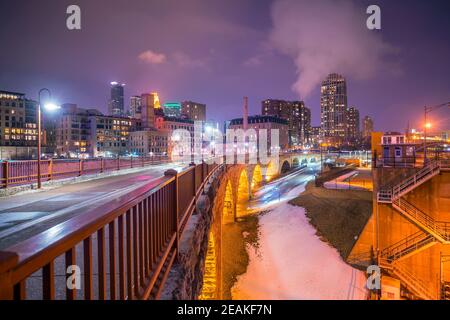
left=269, top=0, right=399, bottom=98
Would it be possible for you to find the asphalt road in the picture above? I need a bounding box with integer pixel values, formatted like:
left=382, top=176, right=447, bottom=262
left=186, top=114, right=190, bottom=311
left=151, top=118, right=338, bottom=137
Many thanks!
left=248, top=163, right=320, bottom=212
left=0, top=162, right=188, bottom=250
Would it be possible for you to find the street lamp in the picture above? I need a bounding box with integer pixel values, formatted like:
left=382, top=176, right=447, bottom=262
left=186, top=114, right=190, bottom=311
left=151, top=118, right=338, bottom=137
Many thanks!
left=423, top=102, right=450, bottom=165
left=37, top=88, right=61, bottom=189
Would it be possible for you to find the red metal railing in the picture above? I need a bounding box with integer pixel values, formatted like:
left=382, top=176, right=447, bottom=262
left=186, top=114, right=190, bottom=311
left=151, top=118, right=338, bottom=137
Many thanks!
left=0, top=156, right=170, bottom=188
left=0, top=159, right=224, bottom=300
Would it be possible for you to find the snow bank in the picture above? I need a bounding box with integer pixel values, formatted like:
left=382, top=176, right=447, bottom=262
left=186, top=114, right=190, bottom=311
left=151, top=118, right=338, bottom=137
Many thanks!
left=231, top=202, right=367, bottom=300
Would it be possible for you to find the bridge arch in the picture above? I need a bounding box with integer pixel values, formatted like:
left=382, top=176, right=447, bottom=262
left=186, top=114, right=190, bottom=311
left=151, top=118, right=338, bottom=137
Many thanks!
left=281, top=160, right=291, bottom=174
left=251, top=164, right=263, bottom=192
left=222, top=180, right=235, bottom=224
left=236, top=169, right=249, bottom=217
left=265, top=160, right=278, bottom=182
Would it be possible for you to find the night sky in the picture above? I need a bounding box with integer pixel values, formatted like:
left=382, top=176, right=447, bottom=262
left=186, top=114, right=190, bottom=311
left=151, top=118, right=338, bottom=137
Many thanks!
left=0, top=0, right=449, bottom=132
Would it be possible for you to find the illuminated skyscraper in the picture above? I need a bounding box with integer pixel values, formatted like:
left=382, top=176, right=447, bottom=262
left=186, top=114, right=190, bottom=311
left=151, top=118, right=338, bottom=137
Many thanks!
left=261, top=99, right=311, bottom=146
left=129, top=96, right=142, bottom=119
left=362, top=115, right=374, bottom=139
left=320, top=73, right=347, bottom=145
left=141, top=93, right=156, bottom=129
left=347, top=106, right=360, bottom=141
left=108, top=82, right=125, bottom=116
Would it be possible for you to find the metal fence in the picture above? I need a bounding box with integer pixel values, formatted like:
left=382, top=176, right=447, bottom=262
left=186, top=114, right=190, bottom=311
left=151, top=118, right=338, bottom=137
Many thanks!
left=0, top=160, right=224, bottom=300
left=0, top=156, right=170, bottom=188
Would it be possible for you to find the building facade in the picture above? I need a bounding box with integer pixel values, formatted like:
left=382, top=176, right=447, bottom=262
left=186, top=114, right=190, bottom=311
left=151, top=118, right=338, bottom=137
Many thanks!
left=108, top=82, right=125, bottom=116
left=89, top=115, right=135, bottom=158
left=228, top=115, right=289, bottom=151
left=362, top=115, right=374, bottom=139
left=56, top=104, right=138, bottom=158
left=320, top=73, right=348, bottom=146
left=347, top=106, right=360, bottom=142
left=56, top=104, right=92, bottom=158
left=129, top=128, right=169, bottom=156
left=155, top=115, right=195, bottom=158
left=261, top=99, right=311, bottom=146
left=310, top=126, right=321, bottom=147
left=181, top=101, right=206, bottom=121
left=129, top=95, right=141, bottom=119
left=0, top=90, right=38, bottom=159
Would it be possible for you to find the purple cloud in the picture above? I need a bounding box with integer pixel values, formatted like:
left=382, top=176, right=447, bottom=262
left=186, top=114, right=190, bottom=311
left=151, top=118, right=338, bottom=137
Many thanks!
left=269, top=0, right=400, bottom=98
left=138, top=50, right=167, bottom=64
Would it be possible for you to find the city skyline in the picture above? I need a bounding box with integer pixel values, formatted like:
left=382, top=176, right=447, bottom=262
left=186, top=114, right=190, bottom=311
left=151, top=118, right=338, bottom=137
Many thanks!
left=0, top=0, right=449, bottom=132
left=0, top=0, right=450, bottom=304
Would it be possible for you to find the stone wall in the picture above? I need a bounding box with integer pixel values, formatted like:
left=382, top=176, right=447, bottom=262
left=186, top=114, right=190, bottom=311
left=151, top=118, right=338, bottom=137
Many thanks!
left=160, top=164, right=256, bottom=300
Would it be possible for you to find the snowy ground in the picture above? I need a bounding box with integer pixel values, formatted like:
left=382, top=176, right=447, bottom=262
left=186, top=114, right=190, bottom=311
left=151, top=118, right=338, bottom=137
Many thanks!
left=232, top=182, right=368, bottom=300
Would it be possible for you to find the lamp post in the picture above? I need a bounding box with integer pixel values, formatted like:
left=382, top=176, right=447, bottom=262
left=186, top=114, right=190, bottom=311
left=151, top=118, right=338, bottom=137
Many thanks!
left=319, top=140, right=323, bottom=174
left=423, top=102, right=450, bottom=165
left=37, top=88, right=60, bottom=188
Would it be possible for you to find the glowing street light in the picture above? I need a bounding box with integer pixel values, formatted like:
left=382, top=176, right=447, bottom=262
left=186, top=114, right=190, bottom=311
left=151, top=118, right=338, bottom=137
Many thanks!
left=44, top=103, right=61, bottom=111
left=37, top=88, right=60, bottom=189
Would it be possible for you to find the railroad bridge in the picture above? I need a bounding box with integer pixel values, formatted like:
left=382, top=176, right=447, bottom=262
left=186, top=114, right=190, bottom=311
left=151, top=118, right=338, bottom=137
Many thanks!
left=0, top=151, right=328, bottom=300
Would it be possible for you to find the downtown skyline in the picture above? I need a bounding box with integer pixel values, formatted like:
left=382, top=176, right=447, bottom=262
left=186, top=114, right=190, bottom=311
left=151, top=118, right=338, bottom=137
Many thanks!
left=0, top=0, right=449, bottom=132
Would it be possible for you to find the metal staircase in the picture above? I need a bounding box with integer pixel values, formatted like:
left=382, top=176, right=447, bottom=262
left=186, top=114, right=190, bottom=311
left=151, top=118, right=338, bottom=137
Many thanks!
left=376, top=160, right=449, bottom=300
left=380, top=231, right=437, bottom=263
left=378, top=260, right=437, bottom=300
left=392, top=198, right=450, bottom=243
left=378, top=160, right=441, bottom=203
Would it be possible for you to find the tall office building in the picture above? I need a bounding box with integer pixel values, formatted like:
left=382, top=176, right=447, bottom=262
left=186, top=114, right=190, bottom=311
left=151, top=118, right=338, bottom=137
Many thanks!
left=320, top=73, right=348, bottom=145
left=181, top=101, right=206, bottom=121
left=108, top=82, right=125, bottom=116
left=141, top=93, right=156, bottom=129
left=262, top=99, right=311, bottom=146
left=346, top=106, right=360, bottom=141
left=294, top=101, right=311, bottom=146
left=129, top=95, right=142, bottom=119
left=362, top=115, right=374, bottom=139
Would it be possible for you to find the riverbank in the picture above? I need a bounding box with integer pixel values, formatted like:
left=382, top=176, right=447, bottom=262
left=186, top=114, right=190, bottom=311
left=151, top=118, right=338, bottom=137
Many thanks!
left=289, top=180, right=372, bottom=260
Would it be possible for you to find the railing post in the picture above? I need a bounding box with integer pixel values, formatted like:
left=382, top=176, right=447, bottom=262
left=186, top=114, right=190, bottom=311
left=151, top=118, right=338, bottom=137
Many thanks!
left=190, top=162, right=196, bottom=195
left=2, top=161, right=8, bottom=188
left=0, top=251, right=18, bottom=300
left=117, top=155, right=120, bottom=171
left=49, top=159, right=53, bottom=181
left=130, top=156, right=133, bottom=169
left=79, top=159, right=83, bottom=176
left=141, top=156, right=144, bottom=167
left=100, top=158, right=104, bottom=173
left=165, top=169, right=179, bottom=259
